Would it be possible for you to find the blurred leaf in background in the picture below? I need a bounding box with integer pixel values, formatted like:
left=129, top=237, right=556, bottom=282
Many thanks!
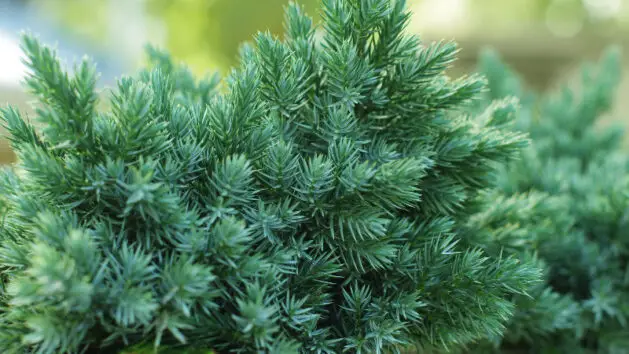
left=145, top=0, right=320, bottom=75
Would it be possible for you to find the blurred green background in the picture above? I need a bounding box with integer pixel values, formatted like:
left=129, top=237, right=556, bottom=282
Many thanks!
left=1, top=0, right=628, bottom=163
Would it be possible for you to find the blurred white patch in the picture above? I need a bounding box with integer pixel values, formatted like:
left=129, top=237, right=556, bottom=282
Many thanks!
left=546, top=0, right=585, bottom=37
left=584, top=0, right=622, bottom=19
left=410, top=0, right=470, bottom=34
left=106, top=0, right=166, bottom=66
left=0, top=30, right=26, bottom=86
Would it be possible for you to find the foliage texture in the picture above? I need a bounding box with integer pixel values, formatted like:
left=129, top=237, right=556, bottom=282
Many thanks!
left=0, top=1, right=539, bottom=353
left=470, top=48, right=629, bottom=354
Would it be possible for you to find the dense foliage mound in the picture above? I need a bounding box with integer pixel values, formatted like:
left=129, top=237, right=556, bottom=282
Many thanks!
left=0, top=0, right=539, bottom=353
left=471, top=48, right=629, bottom=354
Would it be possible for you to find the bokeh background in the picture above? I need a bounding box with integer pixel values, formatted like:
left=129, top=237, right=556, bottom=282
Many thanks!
left=1, top=0, right=628, bottom=163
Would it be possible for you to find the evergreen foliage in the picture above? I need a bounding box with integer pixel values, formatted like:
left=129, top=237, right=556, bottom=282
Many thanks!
left=0, top=0, right=539, bottom=353
left=470, top=48, right=629, bottom=353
